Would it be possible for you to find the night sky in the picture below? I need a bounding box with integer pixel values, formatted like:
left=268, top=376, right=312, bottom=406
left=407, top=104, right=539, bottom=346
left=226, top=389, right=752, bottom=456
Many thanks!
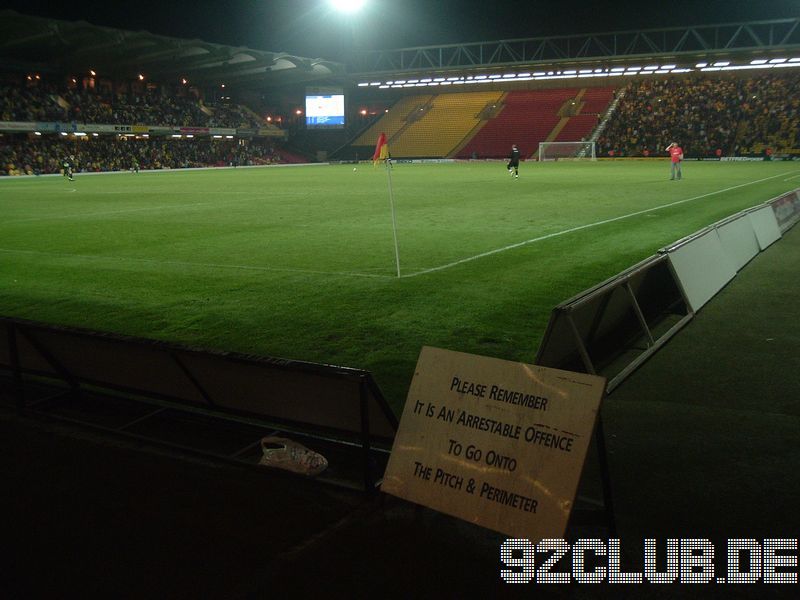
left=2, top=0, right=799, bottom=60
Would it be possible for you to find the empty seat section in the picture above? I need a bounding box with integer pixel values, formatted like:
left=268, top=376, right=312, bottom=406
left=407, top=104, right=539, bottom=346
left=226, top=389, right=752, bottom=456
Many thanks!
left=459, top=89, right=576, bottom=158
left=579, top=87, right=616, bottom=114
left=352, top=95, right=433, bottom=146
left=389, top=91, right=503, bottom=157
left=555, top=114, right=601, bottom=142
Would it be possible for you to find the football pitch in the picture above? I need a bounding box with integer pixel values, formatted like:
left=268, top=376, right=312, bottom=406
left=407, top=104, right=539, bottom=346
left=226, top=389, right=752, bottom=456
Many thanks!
left=2, top=160, right=798, bottom=411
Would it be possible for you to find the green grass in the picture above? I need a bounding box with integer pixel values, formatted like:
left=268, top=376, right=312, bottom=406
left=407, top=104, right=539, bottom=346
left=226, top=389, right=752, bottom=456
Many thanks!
left=1, top=160, right=798, bottom=411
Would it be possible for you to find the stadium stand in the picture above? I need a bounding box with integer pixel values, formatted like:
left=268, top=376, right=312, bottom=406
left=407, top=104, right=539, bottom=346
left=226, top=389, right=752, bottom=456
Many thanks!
left=579, top=86, right=616, bottom=114
left=735, top=73, right=800, bottom=155
left=386, top=91, right=504, bottom=158
left=598, top=72, right=800, bottom=157
left=0, top=83, right=66, bottom=122
left=0, top=73, right=303, bottom=175
left=554, top=114, right=600, bottom=143
left=0, top=78, right=266, bottom=129
left=0, top=137, right=288, bottom=176
left=457, top=88, right=579, bottom=159
left=351, top=95, right=434, bottom=148
left=553, top=86, right=615, bottom=143
left=349, top=75, right=800, bottom=160
left=5, top=72, right=800, bottom=173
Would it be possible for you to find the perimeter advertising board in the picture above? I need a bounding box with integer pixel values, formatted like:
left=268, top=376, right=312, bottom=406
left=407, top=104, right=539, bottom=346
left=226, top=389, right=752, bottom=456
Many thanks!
left=382, top=346, right=605, bottom=541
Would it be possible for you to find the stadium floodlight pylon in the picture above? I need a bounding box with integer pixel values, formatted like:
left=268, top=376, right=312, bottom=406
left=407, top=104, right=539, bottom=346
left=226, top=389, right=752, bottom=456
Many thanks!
left=538, top=141, right=597, bottom=161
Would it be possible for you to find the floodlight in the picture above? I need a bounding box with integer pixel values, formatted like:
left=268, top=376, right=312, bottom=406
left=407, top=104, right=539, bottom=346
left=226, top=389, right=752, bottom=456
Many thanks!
left=330, top=0, right=366, bottom=12
left=750, top=59, right=768, bottom=65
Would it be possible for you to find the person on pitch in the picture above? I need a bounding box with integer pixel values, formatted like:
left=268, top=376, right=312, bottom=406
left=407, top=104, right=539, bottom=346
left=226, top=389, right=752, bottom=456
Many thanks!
left=665, top=141, right=683, bottom=180
left=62, top=154, right=75, bottom=181
left=507, top=144, right=520, bottom=178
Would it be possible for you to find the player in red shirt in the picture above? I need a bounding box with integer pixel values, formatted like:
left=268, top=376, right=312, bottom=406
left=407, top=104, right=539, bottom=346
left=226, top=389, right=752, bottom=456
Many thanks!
left=665, top=142, right=683, bottom=180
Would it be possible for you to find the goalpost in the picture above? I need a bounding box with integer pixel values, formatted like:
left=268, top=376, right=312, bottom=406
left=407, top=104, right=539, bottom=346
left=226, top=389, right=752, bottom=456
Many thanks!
left=538, top=141, right=597, bottom=161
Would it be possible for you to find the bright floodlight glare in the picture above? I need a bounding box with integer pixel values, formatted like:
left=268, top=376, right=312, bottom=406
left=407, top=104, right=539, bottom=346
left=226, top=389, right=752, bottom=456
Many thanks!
left=330, top=0, right=366, bottom=12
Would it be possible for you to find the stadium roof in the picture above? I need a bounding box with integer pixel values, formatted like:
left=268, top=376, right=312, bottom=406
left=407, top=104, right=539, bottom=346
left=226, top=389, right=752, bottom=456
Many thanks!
left=0, top=10, right=345, bottom=89
left=349, top=19, right=800, bottom=76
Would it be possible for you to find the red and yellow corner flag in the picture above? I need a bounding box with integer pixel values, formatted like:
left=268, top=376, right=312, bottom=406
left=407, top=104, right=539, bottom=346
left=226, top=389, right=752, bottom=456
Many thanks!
left=372, top=132, right=389, bottom=165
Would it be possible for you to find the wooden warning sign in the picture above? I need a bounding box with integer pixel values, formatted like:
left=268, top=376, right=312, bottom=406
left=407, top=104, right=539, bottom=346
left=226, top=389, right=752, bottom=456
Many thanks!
left=382, top=346, right=606, bottom=541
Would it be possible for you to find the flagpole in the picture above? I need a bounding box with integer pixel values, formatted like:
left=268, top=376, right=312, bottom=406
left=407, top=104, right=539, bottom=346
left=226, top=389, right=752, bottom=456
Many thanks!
left=385, top=158, right=401, bottom=278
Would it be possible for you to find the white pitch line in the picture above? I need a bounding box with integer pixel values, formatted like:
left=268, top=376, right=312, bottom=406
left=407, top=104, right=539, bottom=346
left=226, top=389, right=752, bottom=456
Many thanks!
left=0, top=247, right=392, bottom=279
left=784, top=173, right=800, bottom=182
left=402, top=169, right=800, bottom=278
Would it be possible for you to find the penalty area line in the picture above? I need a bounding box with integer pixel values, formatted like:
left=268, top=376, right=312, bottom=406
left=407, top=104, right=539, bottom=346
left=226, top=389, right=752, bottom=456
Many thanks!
left=402, top=169, right=800, bottom=278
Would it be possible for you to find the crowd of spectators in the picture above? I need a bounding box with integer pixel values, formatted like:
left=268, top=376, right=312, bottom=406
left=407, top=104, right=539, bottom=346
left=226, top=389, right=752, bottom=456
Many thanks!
left=735, top=75, right=800, bottom=155
left=62, top=88, right=212, bottom=127
left=0, top=136, right=288, bottom=176
left=1, top=78, right=267, bottom=129
left=598, top=72, right=800, bottom=158
left=0, top=83, right=65, bottom=122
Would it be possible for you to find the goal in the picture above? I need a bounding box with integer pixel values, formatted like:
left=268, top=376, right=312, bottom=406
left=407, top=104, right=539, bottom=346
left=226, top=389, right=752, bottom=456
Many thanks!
left=538, top=141, right=596, bottom=161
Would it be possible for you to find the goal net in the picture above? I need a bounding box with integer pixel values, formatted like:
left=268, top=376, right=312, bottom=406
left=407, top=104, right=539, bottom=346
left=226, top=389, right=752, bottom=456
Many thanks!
left=538, top=141, right=596, bottom=161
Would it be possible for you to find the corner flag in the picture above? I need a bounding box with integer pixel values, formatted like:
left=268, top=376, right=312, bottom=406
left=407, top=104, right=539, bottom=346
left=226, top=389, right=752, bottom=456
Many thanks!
left=373, top=132, right=389, bottom=165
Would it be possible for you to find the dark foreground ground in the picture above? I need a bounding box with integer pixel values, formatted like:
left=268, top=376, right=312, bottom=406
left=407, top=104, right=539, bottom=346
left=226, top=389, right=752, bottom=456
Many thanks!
left=2, top=225, right=799, bottom=599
